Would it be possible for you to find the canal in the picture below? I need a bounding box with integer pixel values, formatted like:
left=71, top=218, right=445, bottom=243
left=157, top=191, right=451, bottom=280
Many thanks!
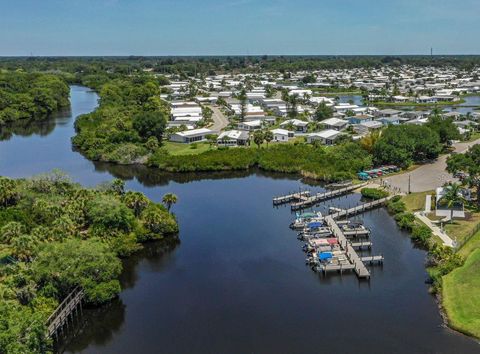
left=0, top=86, right=478, bottom=353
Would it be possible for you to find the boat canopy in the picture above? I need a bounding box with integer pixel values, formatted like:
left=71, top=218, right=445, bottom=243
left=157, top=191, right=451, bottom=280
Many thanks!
left=307, top=221, right=323, bottom=228
left=299, top=212, right=316, bottom=219
left=319, top=252, right=333, bottom=260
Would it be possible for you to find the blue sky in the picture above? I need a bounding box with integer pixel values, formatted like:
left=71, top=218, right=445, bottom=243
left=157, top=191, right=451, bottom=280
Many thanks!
left=1, top=0, right=479, bottom=56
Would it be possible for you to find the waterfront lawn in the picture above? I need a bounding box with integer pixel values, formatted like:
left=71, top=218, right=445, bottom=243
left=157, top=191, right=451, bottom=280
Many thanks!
left=164, top=142, right=211, bottom=156
left=442, top=249, right=480, bottom=339
left=403, top=191, right=433, bottom=212
left=458, top=229, right=480, bottom=258
left=445, top=213, right=480, bottom=245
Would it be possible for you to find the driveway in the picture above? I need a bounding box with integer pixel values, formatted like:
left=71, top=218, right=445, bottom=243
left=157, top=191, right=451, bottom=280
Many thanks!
left=209, top=105, right=229, bottom=132
left=384, top=138, right=480, bottom=193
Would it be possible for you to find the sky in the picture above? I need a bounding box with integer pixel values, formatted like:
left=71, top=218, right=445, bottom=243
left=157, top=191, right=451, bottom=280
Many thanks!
left=0, top=0, right=479, bottom=56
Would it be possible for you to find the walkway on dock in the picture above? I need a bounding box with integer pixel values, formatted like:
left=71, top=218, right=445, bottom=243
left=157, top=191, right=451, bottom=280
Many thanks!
left=325, top=216, right=371, bottom=278
left=273, top=191, right=310, bottom=205
left=46, top=287, right=84, bottom=338
left=328, top=196, right=394, bottom=220
left=291, top=182, right=368, bottom=210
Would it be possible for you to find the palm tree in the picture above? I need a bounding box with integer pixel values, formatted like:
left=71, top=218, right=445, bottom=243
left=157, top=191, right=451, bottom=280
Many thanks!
left=439, top=183, right=466, bottom=222
left=239, top=89, right=248, bottom=122
left=162, top=193, right=178, bottom=212
left=263, top=130, right=273, bottom=147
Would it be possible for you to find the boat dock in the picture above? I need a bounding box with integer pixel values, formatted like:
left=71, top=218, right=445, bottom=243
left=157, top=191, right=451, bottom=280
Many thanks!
left=290, top=183, right=368, bottom=210
left=351, top=241, right=373, bottom=249
left=273, top=191, right=310, bottom=205
left=324, top=216, right=379, bottom=279
left=328, top=196, right=393, bottom=220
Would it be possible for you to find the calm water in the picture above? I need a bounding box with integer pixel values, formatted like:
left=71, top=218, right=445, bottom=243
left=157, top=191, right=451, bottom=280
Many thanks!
left=1, top=86, right=479, bottom=353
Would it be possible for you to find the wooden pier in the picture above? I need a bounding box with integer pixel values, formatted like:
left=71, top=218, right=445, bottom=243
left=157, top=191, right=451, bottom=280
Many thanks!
left=325, top=216, right=371, bottom=279
left=273, top=191, right=310, bottom=205
left=328, top=196, right=393, bottom=220
left=351, top=241, right=373, bottom=249
left=290, top=183, right=368, bottom=210
left=46, top=287, right=85, bottom=338
left=343, top=229, right=371, bottom=237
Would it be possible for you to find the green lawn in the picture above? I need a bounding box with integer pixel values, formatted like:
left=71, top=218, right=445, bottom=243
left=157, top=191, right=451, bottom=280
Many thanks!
left=163, top=142, right=212, bottom=156
left=442, top=249, right=480, bottom=339
left=402, top=191, right=434, bottom=212
left=163, top=138, right=306, bottom=156
left=445, top=213, right=480, bottom=244
left=458, top=229, right=480, bottom=258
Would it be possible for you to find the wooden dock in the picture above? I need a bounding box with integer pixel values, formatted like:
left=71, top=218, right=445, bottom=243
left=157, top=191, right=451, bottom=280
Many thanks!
left=46, top=287, right=85, bottom=338
left=328, top=196, right=393, bottom=220
left=290, top=183, right=368, bottom=210
left=343, top=229, right=371, bottom=237
left=273, top=191, right=310, bottom=205
left=351, top=241, right=373, bottom=249
left=325, top=216, right=371, bottom=279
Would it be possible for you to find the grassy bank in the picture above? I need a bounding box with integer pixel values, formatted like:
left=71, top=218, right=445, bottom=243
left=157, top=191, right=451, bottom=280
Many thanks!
left=395, top=191, right=480, bottom=339
left=148, top=142, right=373, bottom=182
left=442, top=249, right=480, bottom=338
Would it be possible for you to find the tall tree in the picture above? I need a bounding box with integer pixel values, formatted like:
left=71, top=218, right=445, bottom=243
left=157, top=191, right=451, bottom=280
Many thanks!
left=447, top=144, right=480, bottom=206
left=162, top=193, right=178, bottom=212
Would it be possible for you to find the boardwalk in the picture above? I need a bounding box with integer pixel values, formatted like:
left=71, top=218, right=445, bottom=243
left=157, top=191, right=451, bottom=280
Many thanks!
left=290, top=183, right=368, bottom=210
left=46, top=287, right=84, bottom=338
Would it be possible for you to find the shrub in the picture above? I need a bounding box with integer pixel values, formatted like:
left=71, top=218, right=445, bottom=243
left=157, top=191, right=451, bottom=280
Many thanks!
left=87, top=196, right=135, bottom=232
left=361, top=188, right=389, bottom=200
left=395, top=212, right=416, bottom=231
left=387, top=199, right=407, bottom=214
left=411, top=224, right=432, bottom=246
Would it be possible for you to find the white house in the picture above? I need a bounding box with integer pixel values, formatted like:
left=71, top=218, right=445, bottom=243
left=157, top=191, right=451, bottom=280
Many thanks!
left=271, top=128, right=294, bottom=142
left=169, top=128, right=215, bottom=144
left=354, top=121, right=383, bottom=134
left=307, top=129, right=342, bottom=145
left=435, top=187, right=465, bottom=219
left=280, top=119, right=309, bottom=133
left=321, top=118, right=349, bottom=131
left=217, top=130, right=249, bottom=147
left=238, top=120, right=263, bottom=131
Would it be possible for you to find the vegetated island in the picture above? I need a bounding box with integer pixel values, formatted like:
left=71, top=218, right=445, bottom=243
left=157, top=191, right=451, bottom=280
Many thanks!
left=0, top=71, right=70, bottom=126
left=0, top=172, right=178, bottom=353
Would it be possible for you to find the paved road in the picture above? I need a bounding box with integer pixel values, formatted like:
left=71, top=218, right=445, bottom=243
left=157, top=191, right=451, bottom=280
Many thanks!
left=385, top=138, right=480, bottom=193
left=209, top=105, right=229, bottom=132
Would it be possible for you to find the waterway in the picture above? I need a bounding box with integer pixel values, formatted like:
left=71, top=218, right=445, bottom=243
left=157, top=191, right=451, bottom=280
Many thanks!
left=0, top=86, right=479, bottom=353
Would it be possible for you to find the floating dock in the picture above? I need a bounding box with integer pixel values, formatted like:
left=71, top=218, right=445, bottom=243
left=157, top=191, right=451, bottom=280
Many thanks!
left=290, top=183, right=368, bottom=210
left=328, top=196, right=393, bottom=220
left=273, top=191, right=310, bottom=205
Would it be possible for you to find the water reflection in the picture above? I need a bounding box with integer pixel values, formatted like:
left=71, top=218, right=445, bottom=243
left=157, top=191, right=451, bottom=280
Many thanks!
left=60, top=238, right=180, bottom=353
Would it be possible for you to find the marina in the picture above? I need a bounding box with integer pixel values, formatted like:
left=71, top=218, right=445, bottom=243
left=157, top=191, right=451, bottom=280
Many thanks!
left=275, top=186, right=389, bottom=280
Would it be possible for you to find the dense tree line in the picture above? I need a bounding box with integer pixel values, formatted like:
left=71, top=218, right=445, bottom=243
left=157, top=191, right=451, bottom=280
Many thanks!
left=73, top=77, right=170, bottom=164
left=0, top=172, right=178, bottom=353
left=372, top=112, right=462, bottom=167
left=0, top=72, right=70, bottom=126
left=1, top=56, right=479, bottom=78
